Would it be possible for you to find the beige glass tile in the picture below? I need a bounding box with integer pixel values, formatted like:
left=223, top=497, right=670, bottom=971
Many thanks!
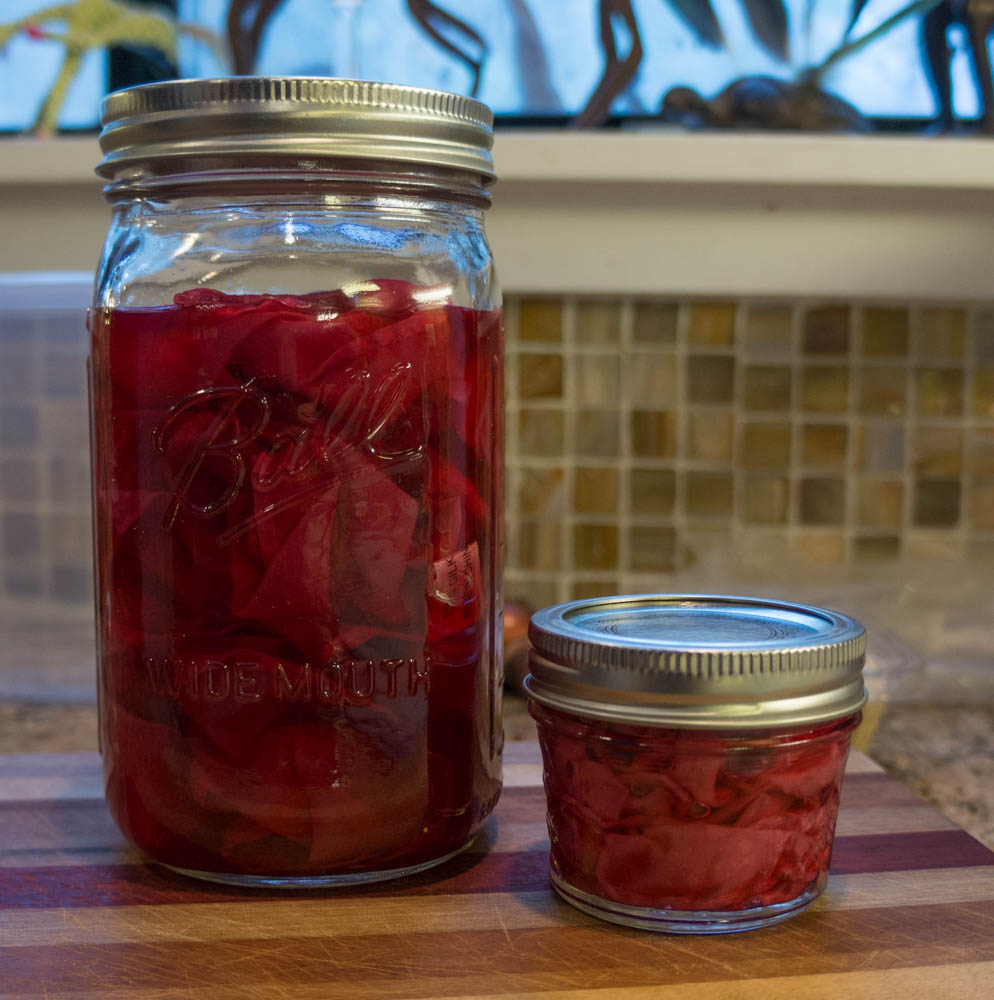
left=4, top=562, right=43, bottom=599
left=687, top=410, right=734, bottom=461
left=0, top=459, right=38, bottom=502
left=50, top=565, right=91, bottom=602
left=969, top=482, right=994, bottom=530
left=633, top=302, right=678, bottom=345
left=912, top=426, right=963, bottom=477
left=685, top=470, right=734, bottom=518
left=50, top=513, right=91, bottom=563
left=631, top=410, right=676, bottom=457
left=506, top=576, right=558, bottom=611
left=738, top=528, right=792, bottom=573
left=688, top=302, right=736, bottom=347
left=630, top=352, right=677, bottom=406
left=801, top=366, right=849, bottom=413
left=3, top=512, right=40, bottom=558
left=518, top=353, right=563, bottom=399
left=688, top=355, right=735, bottom=403
left=517, top=520, right=562, bottom=571
left=50, top=456, right=91, bottom=506
left=861, top=307, right=909, bottom=357
left=576, top=300, right=622, bottom=343
left=629, top=467, right=676, bottom=515
left=976, top=310, right=994, bottom=363
left=803, top=306, right=850, bottom=354
left=575, top=354, right=621, bottom=408
left=573, top=523, right=618, bottom=570
left=917, top=308, right=966, bottom=360
left=855, top=424, right=905, bottom=473
left=854, top=536, right=901, bottom=561
left=518, top=409, right=564, bottom=457
left=967, top=428, right=994, bottom=478
left=968, top=539, right=994, bottom=565
left=571, top=578, right=620, bottom=600
left=627, top=525, right=677, bottom=573
left=903, top=533, right=964, bottom=560
left=517, top=298, right=563, bottom=342
left=915, top=368, right=963, bottom=417
left=42, top=402, right=85, bottom=452
left=802, top=424, right=847, bottom=468
left=742, top=422, right=791, bottom=468
left=793, top=532, right=846, bottom=565
left=680, top=526, right=733, bottom=566
left=913, top=479, right=961, bottom=526
left=800, top=477, right=845, bottom=525
left=576, top=410, right=621, bottom=457
left=0, top=405, right=39, bottom=448
left=742, top=475, right=789, bottom=524
left=745, top=306, right=792, bottom=355
left=574, top=466, right=619, bottom=514
left=974, top=367, right=994, bottom=419
left=517, top=467, right=566, bottom=517
left=0, top=347, right=38, bottom=400
left=44, top=351, right=84, bottom=401
left=856, top=479, right=903, bottom=528
left=859, top=366, right=907, bottom=416
left=744, top=365, right=792, bottom=411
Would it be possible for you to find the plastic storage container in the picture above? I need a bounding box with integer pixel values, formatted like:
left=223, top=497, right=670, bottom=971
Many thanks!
left=526, top=594, right=866, bottom=933
left=89, top=78, right=504, bottom=886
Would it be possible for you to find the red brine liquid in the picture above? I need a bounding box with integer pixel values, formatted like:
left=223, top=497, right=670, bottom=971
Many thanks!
left=90, top=281, right=503, bottom=878
left=531, top=703, right=859, bottom=913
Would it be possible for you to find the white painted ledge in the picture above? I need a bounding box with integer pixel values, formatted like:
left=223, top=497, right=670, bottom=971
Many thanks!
left=3, top=132, right=994, bottom=300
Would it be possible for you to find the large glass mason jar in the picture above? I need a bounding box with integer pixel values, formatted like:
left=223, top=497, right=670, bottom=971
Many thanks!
left=89, top=79, right=504, bottom=886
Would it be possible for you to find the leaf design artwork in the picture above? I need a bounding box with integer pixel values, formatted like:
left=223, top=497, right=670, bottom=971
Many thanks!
left=663, top=0, right=724, bottom=48
left=507, top=0, right=562, bottom=112
left=226, top=0, right=283, bottom=75
left=740, top=0, right=790, bottom=62
left=576, top=0, right=644, bottom=127
left=844, top=0, right=872, bottom=39
left=406, top=0, right=488, bottom=97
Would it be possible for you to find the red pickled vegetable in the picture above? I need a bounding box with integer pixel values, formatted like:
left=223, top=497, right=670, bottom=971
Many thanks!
left=91, top=281, right=503, bottom=877
left=531, top=703, right=858, bottom=913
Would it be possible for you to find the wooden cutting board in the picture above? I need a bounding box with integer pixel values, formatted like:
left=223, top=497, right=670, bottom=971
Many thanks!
left=1, top=744, right=992, bottom=999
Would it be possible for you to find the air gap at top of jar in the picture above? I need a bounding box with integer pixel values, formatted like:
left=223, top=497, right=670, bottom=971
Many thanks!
left=526, top=595, right=866, bottom=934
left=90, top=78, right=504, bottom=887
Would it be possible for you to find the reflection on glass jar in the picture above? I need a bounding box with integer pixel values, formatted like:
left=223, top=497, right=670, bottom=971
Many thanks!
left=532, top=703, right=860, bottom=932
left=526, top=594, right=866, bottom=933
left=89, top=78, right=503, bottom=886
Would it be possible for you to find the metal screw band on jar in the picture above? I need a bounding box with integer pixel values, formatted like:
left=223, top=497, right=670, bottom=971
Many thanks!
left=525, top=594, right=867, bottom=730
left=97, top=77, right=495, bottom=184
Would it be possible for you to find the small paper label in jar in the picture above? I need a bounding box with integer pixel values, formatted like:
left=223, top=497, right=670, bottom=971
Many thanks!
left=430, top=542, right=481, bottom=626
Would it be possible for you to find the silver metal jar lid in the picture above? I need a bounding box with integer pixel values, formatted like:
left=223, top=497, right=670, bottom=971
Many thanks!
left=525, top=594, right=867, bottom=730
left=97, top=77, right=495, bottom=182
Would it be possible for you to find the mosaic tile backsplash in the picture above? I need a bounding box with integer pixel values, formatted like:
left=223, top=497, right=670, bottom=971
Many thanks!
left=1, top=293, right=993, bottom=607
left=504, top=297, right=994, bottom=610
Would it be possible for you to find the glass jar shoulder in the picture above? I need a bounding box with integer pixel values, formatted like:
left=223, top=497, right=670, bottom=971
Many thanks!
left=94, top=192, right=499, bottom=312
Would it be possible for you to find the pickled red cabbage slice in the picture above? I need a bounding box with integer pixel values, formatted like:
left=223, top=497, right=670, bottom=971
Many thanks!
left=533, top=705, right=857, bottom=913
left=93, top=281, right=502, bottom=876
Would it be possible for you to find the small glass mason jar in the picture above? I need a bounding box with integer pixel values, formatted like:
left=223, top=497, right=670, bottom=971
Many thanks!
left=526, top=595, right=866, bottom=933
left=89, top=78, right=503, bottom=886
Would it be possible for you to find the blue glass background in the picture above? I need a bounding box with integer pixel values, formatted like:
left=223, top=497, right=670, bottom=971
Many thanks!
left=1, top=0, right=988, bottom=129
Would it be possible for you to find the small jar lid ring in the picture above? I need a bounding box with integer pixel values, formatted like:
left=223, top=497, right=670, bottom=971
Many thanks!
left=526, top=594, right=867, bottom=730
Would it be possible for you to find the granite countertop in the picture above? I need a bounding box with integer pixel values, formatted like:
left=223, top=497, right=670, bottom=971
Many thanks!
left=1, top=558, right=992, bottom=850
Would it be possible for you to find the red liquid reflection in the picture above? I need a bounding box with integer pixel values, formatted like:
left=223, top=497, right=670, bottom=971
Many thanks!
left=90, top=283, right=503, bottom=876
left=532, top=703, right=858, bottom=912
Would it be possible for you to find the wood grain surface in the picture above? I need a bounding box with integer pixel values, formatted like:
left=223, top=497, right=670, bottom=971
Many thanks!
left=0, top=744, right=992, bottom=999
